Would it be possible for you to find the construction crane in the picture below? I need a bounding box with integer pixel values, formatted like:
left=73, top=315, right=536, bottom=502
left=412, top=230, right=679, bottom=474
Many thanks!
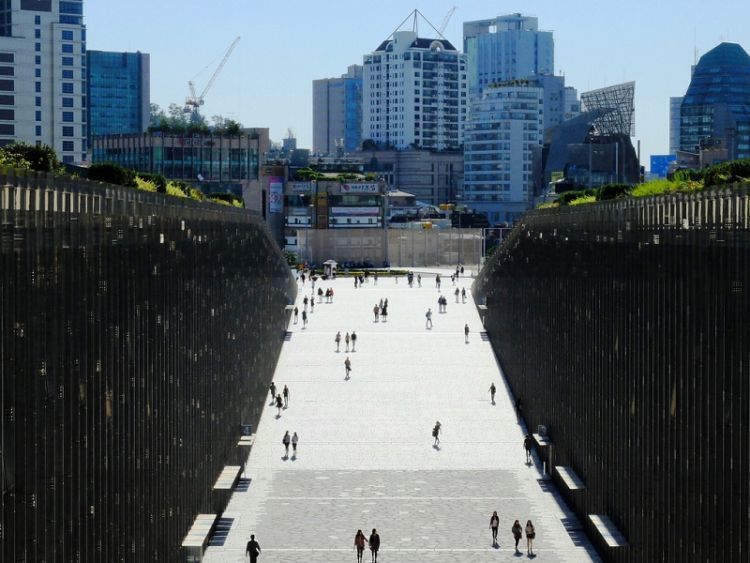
left=185, top=36, right=241, bottom=116
left=438, top=6, right=457, bottom=36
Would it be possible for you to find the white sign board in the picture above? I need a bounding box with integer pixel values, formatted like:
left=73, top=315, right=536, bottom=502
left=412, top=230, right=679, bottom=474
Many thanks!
left=341, top=183, right=379, bottom=194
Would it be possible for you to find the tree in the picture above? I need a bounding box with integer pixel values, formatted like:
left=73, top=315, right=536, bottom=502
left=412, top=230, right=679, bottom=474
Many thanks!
left=361, top=139, right=378, bottom=151
left=0, top=142, right=60, bottom=172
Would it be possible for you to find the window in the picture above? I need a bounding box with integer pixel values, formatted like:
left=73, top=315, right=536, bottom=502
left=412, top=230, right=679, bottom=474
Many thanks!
left=62, top=97, right=73, bottom=107
left=62, top=155, right=74, bottom=163
left=35, top=29, right=40, bottom=39
left=60, top=1, right=83, bottom=15
left=35, top=111, right=41, bottom=121
left=62, top=57, right=73, bottom=66
left=35, top=55, right=41, bottom=65
left=0, top=95, right=13, bottom=105
left=62, top=30, right=73, bottom=41
left=60, top=16, right=81, bottom=25
left=0, top=67, right=12, bottom=76
left=35, top=125, right=41, bottom=136
left=62, top=112, right=73, bottom=122
left=35, top=42, right=41, bottom=52
left=0, top=54, right=12, bottom=63
left=62, top=83, right=73, bottom=94
left=62, top=140, right=74, bottom=151
left=0, top=123, right=13, bottom=135
left=62, top=126, right=74, bottom=136
left=35, top=96, right=41, bottom=107
left=35, top=68, right=40, bottom=78
left=35, top=16, right=40, bottom=25
left=0, top=109, right=13, bottom=120
left=35, top=82, right=41, bottom=93
left=62, top=44, right=73, bottom=53
left=62, top=69, right=73, bottom=79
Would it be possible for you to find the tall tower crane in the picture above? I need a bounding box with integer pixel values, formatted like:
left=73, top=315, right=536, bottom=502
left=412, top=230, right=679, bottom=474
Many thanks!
left=438, top=6, right=457, bottom=36
left=185, top=36, right=241, bottom=115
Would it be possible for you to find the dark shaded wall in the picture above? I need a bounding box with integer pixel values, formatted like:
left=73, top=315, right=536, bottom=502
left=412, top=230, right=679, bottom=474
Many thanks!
left=473, top=187, right=750, bottom=562
left=0, top=172, right=296, bottom=562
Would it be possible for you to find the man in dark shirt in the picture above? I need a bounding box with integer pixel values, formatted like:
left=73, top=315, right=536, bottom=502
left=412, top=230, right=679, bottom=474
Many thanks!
left=369, top=528, right=381, bottom=562
left=246, top=534, right=261, bottom=562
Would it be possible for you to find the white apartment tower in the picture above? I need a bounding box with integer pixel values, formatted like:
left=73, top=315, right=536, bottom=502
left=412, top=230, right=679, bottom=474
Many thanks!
left=0, top=0, right=86, bottom=163
left=463, top=83, right=544, bottom=224
left=362, top=30, right=467, bottom=150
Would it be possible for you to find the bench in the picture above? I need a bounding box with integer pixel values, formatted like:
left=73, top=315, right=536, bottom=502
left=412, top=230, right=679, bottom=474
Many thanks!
left=181, top=513, right=217, bottom=562
left=555, top=466, right=586, bottom=490
left=213, top=465, right=242, bottom=491
left=237, top=434, right=255, bottom=447
left=532, top=433, right=552, bottom=447
left=588, top=514, right=628, bottom=548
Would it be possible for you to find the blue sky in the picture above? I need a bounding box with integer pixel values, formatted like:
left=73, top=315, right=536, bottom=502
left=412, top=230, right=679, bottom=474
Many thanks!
left=86, top=0, right=750, bottom=166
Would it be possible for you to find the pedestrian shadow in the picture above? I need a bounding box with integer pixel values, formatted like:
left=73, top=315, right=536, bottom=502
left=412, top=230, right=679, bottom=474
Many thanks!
left=275, top=414, right=281, bottom=419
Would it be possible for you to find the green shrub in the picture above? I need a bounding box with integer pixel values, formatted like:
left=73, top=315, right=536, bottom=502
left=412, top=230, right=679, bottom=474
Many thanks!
left=166, top=181, right=187, bottom=198
left=88, top=163, right=136, bottom=187
left=672, top=168, right=703, bottom=183
left=597, top=183, right=630, bottom=201
left=569, top=195, right=597, bottom=206
left=138, top=172, right=167, bottom=193
left=188, top=187, right=206, bottom=201
left=0, top=142, right=60, bottom=172
left=702, top=158, right=750, bottom=187
left=630, top=179, right=679, bottom=198
left=134, top=176, right=157, bottom=192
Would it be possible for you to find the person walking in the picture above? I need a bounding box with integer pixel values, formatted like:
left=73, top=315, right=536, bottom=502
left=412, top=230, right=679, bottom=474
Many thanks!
left=425, top=308, right=433, bottom=329
left=354, top=277, right=358, bottom=289
left=525, top=520, right=536, bottom=555
left=512, top=520, right=523, bottom=553
left=303, top=296, right=309, bottom=311
left=381, top=304, right=388, bottom=322
left=344, top=356, right=352, bottom=379
left=435, top=274, right=441, bottom=289
left=523, top=434, right=534, bottom=464
left=354, top=529, right=368, bottom=563
left=293, top=306, right=299, bottom=324
left=351, top=331, right=357, bottom=352
left=489, top=382, right=496, bottom=404
left=374, top=272, right=378, bottom=285
left=345, top=332, right=351, bottom=352
left=301, top=272, right=306, bottom=286
left=460, top=265, right=464, bottom=275
left=464, top=323, right=470, bottom=343
left=432, top=421, right=441, bottom=446
left=373, top=304, right=380, bottom=322
left=269, top=382, right=276, bottom=405
left=335, top=331, right=342, bottom=352
left=455, top=287, right=460, bottom=303
left=489, top=511, right=500, bottom=546
left=275, top=394, right=283, bottom=416
left=291, top=432, right=298, bottom=456
left=302, top=310, right=308, bottom=328
left=282, top=431, right=291, bottom=458
left=417, top=274, right=421, bottom=287
left=369, top=529, right=380, bottom=563
left=246, top=534, right=262, bottom=562
left=461, top=288, right=467, bottom=303
left=318, top=287, right=324, bottom=303
left=283, top=385, right=289, bottom=407
left=310, top=297, right=315, bottom=313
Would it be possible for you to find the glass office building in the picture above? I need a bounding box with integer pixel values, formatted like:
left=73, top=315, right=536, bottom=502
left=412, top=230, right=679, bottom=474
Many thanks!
left=92, top=132, right=260, bottom=196
left=312, top=65, right=362, bottom=155
left=679, top=42, right=750, bottom=160
left=87, top=50, right=150, bottom=141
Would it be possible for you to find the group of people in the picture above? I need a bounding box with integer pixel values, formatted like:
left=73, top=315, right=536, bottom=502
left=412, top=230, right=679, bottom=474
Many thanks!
left=372, top=298, right=388, bottom=322
left=489, top=512, right=536, bottom=555
left=268, top=381, right=289, bottom=416
left=437, top=294, right=449, bottom=313
left=318, top=286, right=335, bottom=303
left=281, top=430, right=299, bottom=459
left=454, top=287, right=467, bottom=303
left=354, top=271, right=377, bottom=288
left=353, top=528, right=381, bottom=563
left=335, top=330, right=357, bottom=352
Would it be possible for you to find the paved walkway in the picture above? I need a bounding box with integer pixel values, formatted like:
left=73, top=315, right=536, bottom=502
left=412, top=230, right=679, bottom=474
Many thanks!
left=204, top=269, right=599, bottom=562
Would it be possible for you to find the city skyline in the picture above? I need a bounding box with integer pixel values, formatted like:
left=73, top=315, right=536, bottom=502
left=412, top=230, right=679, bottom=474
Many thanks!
left=86, top=0, right=750, bottom=167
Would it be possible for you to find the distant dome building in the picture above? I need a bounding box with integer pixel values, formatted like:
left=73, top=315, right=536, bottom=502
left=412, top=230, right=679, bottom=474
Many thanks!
left=679, top=42, right=750, bottom=160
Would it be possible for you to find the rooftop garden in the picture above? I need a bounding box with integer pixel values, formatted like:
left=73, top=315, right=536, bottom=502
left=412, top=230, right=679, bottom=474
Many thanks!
left=539, top=158, right=750, bottom=209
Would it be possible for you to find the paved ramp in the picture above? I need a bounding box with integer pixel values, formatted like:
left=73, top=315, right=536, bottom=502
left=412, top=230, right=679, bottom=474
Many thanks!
left=204, top=270, right=599, bottom=562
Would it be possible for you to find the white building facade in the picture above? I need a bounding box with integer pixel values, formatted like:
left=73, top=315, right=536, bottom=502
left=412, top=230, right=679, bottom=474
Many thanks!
left=463, top=84, right=544, bottom=224
left=0, top=0, right=86, bottom=163
left=362, top=31, right=467, bottom=150
left=463, top=14, right=554, bottom=98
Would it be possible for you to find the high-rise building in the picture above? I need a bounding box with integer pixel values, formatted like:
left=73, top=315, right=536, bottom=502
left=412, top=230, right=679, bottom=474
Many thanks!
left=669, top=96, right=682, bottom=155
left=312, top=65, right=362, bottom=155
left=463, top=82, right=544, bottom=224
left=0, top=0, right=86, bottom=163
left=87, top=50, right=149, bottom=143
left=362, top=29, right=467, bottom=150
left=463, top=14, right=554, bottom=97
left=678, top=42, right=750, bottom=160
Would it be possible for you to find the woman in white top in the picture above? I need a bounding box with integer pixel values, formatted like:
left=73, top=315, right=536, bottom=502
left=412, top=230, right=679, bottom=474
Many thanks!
left=525, top=520, right=536, bottom=555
